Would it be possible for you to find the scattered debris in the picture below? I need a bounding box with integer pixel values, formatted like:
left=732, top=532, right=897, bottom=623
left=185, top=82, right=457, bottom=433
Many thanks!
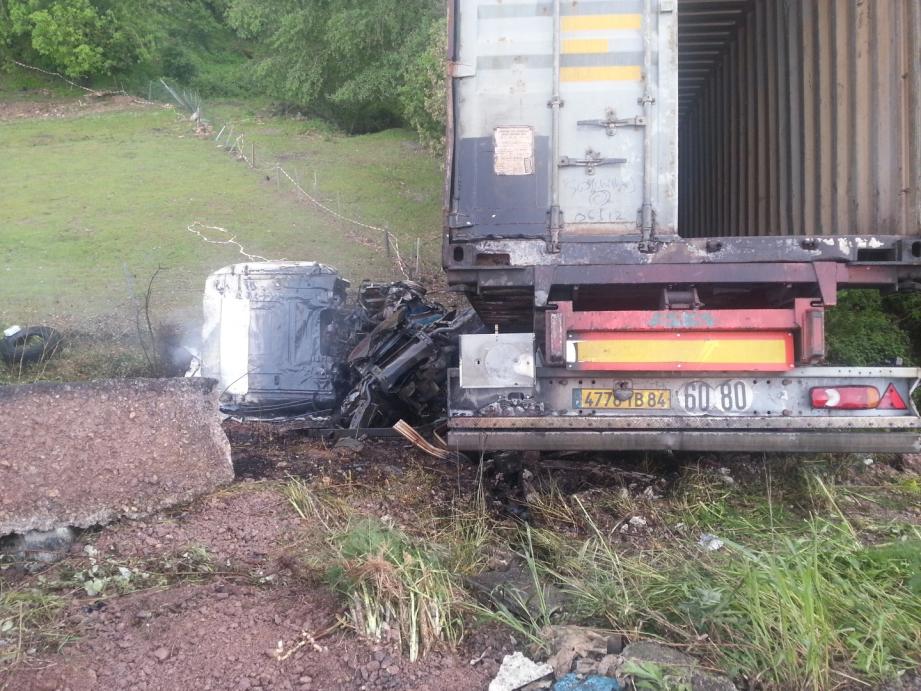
left=535, top=627, right=734, bottom=691
left=0, top=526, right=76, bottom=570
left=621, top=642, right=736, bottom=691
left=489, top=651, right=553, bottom=691
left=468, top=564, right=567, bottom=622
left=543, top=626, right=623, bottom=681
left=621, top=516, right=648, bottom=533
left=470, top=648, right=492, bottom=666
left=0, top=378, right=233, bottom=537
left=717, top=467, right=735, bottom=485
left=394, top=419, right=451, bottom=460
left=698, top=534, right=725, bottom=551
left=271, top=624, right=335, bottom=661
left=552, top=673, right=621, bottom=691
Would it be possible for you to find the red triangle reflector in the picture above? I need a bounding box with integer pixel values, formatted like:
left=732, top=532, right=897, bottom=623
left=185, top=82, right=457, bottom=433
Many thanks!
left=878, top=384, right=908, bottom=410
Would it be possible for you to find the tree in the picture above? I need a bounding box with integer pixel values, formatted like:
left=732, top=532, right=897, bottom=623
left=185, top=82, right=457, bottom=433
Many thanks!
left=224, top=0, right=446, bottom=133
left=3, top=0, right=132, bottom=78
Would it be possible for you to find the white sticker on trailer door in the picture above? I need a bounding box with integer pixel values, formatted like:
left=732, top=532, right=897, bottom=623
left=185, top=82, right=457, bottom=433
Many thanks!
left=494, top=126, right=535, bottom=176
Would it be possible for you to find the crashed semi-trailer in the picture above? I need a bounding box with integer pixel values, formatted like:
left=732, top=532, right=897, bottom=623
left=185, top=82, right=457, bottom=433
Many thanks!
left=444, top=0, right=921, bottom=453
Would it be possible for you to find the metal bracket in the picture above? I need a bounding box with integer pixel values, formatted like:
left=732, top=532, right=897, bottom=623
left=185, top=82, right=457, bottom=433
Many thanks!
left=577, top=108, right=646, bottom=136
left=559, top=148, right=626, bottom=175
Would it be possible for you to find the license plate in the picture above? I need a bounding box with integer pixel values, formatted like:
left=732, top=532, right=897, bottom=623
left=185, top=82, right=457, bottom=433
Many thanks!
left=574, top=389, right=671, bottom=410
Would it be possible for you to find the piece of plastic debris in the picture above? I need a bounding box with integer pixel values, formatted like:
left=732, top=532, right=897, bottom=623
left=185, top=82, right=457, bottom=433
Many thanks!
left=552, top=673, right=621, bottom=691
left=628, top=516, right=647, bottom=528
left=489, top=651, right=553, bottom=691
left=863, top=457, right=875, bottom=466
left=393, top=419, right=451, bottom=460
left=699, top=534, right=724, bottom=551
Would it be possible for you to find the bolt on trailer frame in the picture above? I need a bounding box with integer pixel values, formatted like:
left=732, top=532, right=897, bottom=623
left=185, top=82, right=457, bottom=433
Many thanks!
left=442, top=0, right=921, bottom=453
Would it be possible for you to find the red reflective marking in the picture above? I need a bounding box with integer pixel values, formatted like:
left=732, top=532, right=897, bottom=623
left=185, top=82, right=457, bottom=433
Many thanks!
left=878, top=384, right=908, bottom=410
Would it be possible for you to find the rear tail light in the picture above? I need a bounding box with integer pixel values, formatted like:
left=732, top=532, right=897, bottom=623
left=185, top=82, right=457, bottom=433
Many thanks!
left=878, top=384, right=908, bottom=410
left=811, top=386, right=881, bottom=410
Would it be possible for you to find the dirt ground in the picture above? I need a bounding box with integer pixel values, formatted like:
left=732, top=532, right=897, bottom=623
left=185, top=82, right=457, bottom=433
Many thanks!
left=0, top=93, right=149, bottom=121
left=1, top=431, right=512, bottom=691
left=4, top=426, right=921, bottom=691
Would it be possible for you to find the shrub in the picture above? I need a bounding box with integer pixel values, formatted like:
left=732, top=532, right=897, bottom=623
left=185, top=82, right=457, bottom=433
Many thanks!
left=825, top=290, right=913, bottom=366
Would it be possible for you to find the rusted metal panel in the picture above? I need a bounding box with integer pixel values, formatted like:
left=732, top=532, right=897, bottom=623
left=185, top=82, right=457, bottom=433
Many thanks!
left=679, top=0, right=921, bottom=238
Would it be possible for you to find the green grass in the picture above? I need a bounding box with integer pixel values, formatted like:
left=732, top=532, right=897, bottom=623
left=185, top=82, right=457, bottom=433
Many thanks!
left=285, top=479, right=463, bottom=661
left=206, top=100, right=445, bottom=275
left=278, top=461, right=921, bottom=688
left=0, top=92, right=442, bottom=338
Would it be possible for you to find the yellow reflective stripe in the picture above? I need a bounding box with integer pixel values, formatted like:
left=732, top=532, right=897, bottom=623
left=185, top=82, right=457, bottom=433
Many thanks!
left=560, top=66, right=643, bottom=82
left=562, top=14, right=643, bottom=32
left=562, top=39, right=609, bottom=54
left=575, top=338, right=790, bottom=365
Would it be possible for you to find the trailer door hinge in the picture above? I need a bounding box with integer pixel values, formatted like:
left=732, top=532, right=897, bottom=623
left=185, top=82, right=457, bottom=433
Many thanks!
left=559, top=148, right=626, bottom=175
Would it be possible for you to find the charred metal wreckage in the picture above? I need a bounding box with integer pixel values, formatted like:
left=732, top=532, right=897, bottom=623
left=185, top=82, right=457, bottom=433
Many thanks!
left=199, top=262, right=481, bottom=432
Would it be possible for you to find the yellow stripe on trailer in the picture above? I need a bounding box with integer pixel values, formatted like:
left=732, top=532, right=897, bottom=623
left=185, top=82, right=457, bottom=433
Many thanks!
left=562, top=39, right=610, bottom=54
left=573, top=333, right=794, bottom=371
left=562, top=14, right=643, bottom=32
left=560, top=66, right=643, bottom=83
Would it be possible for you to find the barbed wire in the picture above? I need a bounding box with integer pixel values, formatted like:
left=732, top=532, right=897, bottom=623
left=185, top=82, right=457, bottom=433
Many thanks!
left=11, top=60, right=127, bottom=97
left=186, top=222, right=281, bottom=263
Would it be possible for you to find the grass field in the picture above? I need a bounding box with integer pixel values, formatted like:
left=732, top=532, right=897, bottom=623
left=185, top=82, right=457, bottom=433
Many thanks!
left=0, top=87, right=442, bottom=337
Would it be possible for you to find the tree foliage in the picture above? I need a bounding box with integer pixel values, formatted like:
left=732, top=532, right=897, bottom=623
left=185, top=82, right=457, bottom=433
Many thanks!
left=398, top=17, right=447, bottom=149
left=224, top=0, right=446, bottom=134
left=1, top=0, right=449, bottom=140
left=2, top=0, right=131, bottom=77
left=1, top=0, right=242, bottom=88
left=826, top=290, right=914, bottom=366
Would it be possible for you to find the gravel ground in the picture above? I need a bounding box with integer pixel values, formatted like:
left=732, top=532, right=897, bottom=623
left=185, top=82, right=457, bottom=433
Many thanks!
left=2, top=431, right=512, bottom=691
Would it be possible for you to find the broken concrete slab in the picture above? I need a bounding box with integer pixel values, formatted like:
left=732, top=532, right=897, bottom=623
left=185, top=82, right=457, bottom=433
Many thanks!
left=0, top=378, right=233, bottom=536
left=489, top=652, right=553, bottom=691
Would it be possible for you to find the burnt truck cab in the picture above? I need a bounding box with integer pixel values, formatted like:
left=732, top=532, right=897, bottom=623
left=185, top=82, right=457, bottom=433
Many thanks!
left=443, top=0, right=921, bottom=453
